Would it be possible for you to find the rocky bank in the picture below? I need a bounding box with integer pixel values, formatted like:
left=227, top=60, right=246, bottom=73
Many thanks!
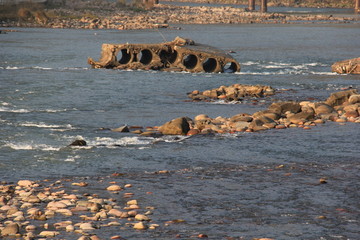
left=1, top=3, right=359, bottom=30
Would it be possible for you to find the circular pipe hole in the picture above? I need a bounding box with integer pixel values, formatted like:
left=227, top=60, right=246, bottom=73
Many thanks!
left=224, top=62, right=238, bottom=73
left=183, top=54, right=198, bottom=69
left=159, top=50, right=178, bottom=64
left=138, top=49, right=153, bottom=65
left=118, top=49, right=131, bottom=64
left=202, top=58, right=217, bottom=73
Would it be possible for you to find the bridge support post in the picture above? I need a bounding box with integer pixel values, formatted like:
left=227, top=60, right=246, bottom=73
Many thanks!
left=260, top=0, right=267, bottom=13
left=356, top=0, right=360, bottom=13
left=248, top=0, right=255, bottom=11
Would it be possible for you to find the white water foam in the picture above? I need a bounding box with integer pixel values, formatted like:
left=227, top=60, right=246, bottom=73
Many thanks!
left=0, top=107, right=30, bottom=113
left=4, top=142, right=61, bottom=151
left=90, top=136, right=154, bottom=147
left=3, top=66, right=88, bottom=71
left=19, top=122, right=73, bottom=131
left=64, top=155, right=81, bottom=162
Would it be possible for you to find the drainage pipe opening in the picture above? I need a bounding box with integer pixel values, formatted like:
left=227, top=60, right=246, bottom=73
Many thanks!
left=138, top=49, right=153, bottom=65
left=202, top=58, right=217, bottom=73
left=159, top=50, right=178, bottom=64
left=224, top=62, right=238, bottom=73
left=118, top=49, right=132, bottom=64
left=183, top=54, right=198, bottom=69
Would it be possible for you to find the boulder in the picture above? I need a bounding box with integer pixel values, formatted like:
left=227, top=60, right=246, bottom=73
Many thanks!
left=194, top=114, right=210, bottom=121
left=195, top=119, right=213, bottom=131
left=314, top=103, right=335, bottom=115
left=158, top=117, right=191, bottom=135
left=268, top=101, right=301, bottom=115
left=252, top=110, right=281, bottom=120
left=348, top=94, right=360, bottom=104
left=229, top=113, right=253, bottom=122
left=325, top=89, right=357, bottom=107
left=249, top=117, right=275, bottom=132
left=288, top=111, right=315, bottom=124
left=112, top=125, right=130, bottom=132
left=230, top=121, right=250, bottom=131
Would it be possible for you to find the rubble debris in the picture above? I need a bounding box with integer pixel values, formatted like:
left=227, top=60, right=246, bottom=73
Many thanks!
left=331, top=57, right=360, bottom=74
left=88, top=37, right=240, bottom=73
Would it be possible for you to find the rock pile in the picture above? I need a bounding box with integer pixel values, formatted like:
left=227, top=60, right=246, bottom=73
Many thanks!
left=0, top=178, right=158, bottom=239
left=151, top=89, right=359, bottom=135
left=107, top=88, right=359, bottom=137
left=187, top=84, right=276, bottom=102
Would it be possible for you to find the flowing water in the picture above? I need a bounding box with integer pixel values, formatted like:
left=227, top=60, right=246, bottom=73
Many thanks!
left=1, top=24, right=360, bottom=239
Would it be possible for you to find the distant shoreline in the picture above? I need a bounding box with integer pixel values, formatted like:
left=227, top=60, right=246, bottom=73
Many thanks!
left=1, top=3, right=359, bottom=30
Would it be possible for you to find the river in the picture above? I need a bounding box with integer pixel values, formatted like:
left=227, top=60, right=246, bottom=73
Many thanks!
left=1, top=23, right=359, bottom=239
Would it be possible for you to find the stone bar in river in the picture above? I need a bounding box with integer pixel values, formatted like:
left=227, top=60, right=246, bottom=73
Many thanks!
left=88, top=37, right=240, bottom=73
left=331, top=57, right=360, bottom=74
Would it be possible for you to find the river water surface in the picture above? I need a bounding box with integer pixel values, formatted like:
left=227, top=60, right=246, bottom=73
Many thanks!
left=1, top=23, right=360, bottom=239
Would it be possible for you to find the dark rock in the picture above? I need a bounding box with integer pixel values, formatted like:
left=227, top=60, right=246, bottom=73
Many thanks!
left=140, top=132, right=163, bottom=137
left=69, top=139, right=87, bottom=146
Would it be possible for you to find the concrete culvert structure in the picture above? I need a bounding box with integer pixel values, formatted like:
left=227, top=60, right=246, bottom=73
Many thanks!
left=88, top=37, right=240, bottom=73
left=202, top=58, right=217, bottom=73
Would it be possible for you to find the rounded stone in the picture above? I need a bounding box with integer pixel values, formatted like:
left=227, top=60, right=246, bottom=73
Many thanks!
left=135, top=214, right=150, bottom=221
left=194, top=114, right=210, bottom=121
left=1, top=223, right=20, bottom=236
left=17, top=180, right=33, bottom=188
left=187, top=129, right=200, bottom=136
left=106, top=185, right=122, bottom=191
left=79, top=222, right=95, bottom=230
left=133, top=222, right=147, bottom=230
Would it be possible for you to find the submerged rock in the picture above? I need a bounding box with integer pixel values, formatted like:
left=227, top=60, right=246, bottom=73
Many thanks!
left=69, top=139, right=87, bottom=146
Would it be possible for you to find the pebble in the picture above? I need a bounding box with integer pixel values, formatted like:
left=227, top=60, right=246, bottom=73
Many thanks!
left=1, top=222, right=19, bottom=236
left=133, top=221, right=147, bottom=230
left=111, top=236, right=123, bottom=239
left=66, top=224, right=75, bottom=232
left=135, top=214, right=150, bottom=221
left=106, top=185, right=122, bottom=191
left=38, top=231, right=60, bottom=237
left=79, top=222, right=96, bottom=230
left=17, top=180, right=33, bottom=188
left=127, top=199, right=138, bottom=205
left=25, top=225, right=37, bottom=232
